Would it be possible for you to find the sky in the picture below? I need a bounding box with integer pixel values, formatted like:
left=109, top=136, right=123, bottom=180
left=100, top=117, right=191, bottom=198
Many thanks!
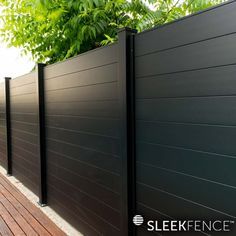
left=0, top=43, right=35, bottom=79
left=0, top=6, right=35, bottom=80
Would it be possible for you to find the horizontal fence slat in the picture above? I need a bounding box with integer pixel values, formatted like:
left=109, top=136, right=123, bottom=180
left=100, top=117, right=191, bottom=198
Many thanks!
left=47, top=165, right=121, bottom=226
left=10, top=93, right=37, bottom=104
left=137, top=121, right=236, bottom=157
left=46, top=100, right=119, bottom=119
left=136, top=33, right=236, bottom=78
left=47, top=139, right=120, bottom=173
left=46, top=115, right=120, bottom=138
left=11, top=72, right=35, bottom=88
left=11, top=113, right=38, bottom=124
left=137, top=142, right=236, bottom=188
left=10, top=83, right=36, bottom=96
left=136, top=65, right=236, bottom=98
left=135, top=1, right=236, bottom=56
left=47, top=150, right=121, bottom=193
left=137, top=96, right=236, bottom=125
left=10, top=103, right=38, bottom=114
left=47, top=159, right=120, bottom=210
left=11, top=120, right=38, bottom=134
left=13, top=168, right=38, bottom=195
left=47, top=186, right=121, bottom=236
left=137, top=183, right=234, bottom=220
left=47, top=126, right=120, bottom=156
left=137, top=162, right=236, bottom=217
left=11, top=139, right=38, bottom=158
left=45, top=63, right=117, bottom=91
left=45, top=82, right=118, bottom=103
left=44, top=44, right=118, bottom=79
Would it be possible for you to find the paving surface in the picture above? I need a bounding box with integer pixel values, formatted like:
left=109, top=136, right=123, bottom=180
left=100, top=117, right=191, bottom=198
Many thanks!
left=0, top=173, right=66, bottom=236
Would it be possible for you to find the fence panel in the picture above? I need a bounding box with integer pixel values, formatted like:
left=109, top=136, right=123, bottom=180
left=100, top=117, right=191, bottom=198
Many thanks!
left=10, top=72, right=40, bottom=195
left=134, top=1, right=236, bottom=235
left=44, top=44, right=124, bottom=235
left=0, top=82, right=7, bottom=169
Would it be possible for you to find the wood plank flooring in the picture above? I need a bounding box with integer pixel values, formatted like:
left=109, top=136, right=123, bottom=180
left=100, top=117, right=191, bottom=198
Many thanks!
left=0, top=173, right=66, bottom=236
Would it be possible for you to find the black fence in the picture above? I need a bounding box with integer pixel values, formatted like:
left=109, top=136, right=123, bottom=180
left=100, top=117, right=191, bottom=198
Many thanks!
left=44, top=42, right=124, bottom=236
left=0, top=82, right=6, bottom=170
left=10, top=72, right=40, bottom=195
left=1, top=1, right=236, bottom=235
left=135, top=0, right=236, bottom=234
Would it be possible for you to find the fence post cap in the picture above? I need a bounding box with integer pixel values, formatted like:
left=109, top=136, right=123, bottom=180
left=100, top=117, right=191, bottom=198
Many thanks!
left=117, top=27, right=137, bottom=34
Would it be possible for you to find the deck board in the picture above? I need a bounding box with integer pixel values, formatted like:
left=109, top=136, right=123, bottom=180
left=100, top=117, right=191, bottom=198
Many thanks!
left=0, top=216, right=13, bottom=236
left=0, top=173, right=66, bottom=236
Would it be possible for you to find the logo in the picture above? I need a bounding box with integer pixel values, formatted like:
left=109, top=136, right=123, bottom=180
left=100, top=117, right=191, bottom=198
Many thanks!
left=133, top=215, right=144, bottom=226
left=146, top=220, right=235, bottom=232
left=132, top=217, right=235, bottom=232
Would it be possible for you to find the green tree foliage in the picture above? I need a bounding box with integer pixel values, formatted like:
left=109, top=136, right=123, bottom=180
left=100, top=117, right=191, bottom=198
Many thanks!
left=0, top=0, right=225, bottom=63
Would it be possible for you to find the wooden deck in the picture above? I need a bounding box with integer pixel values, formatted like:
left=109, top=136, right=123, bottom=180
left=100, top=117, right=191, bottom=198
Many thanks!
left=0, top=173, right=66, bottom=236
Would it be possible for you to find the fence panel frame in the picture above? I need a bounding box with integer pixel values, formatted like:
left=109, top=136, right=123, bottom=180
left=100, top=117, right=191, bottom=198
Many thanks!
left=118, top=27, right=137, bottom=236
left=36, top=63, right=47, bottom=206
left=4, top=77, right=12, bottom=176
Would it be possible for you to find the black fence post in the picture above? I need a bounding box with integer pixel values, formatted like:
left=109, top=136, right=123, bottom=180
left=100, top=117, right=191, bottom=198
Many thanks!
left=36, top=63, right=47, bottom=206
left=118, top=28, right=137, bottom=236
left=4, top=77, right=12, bottom=176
